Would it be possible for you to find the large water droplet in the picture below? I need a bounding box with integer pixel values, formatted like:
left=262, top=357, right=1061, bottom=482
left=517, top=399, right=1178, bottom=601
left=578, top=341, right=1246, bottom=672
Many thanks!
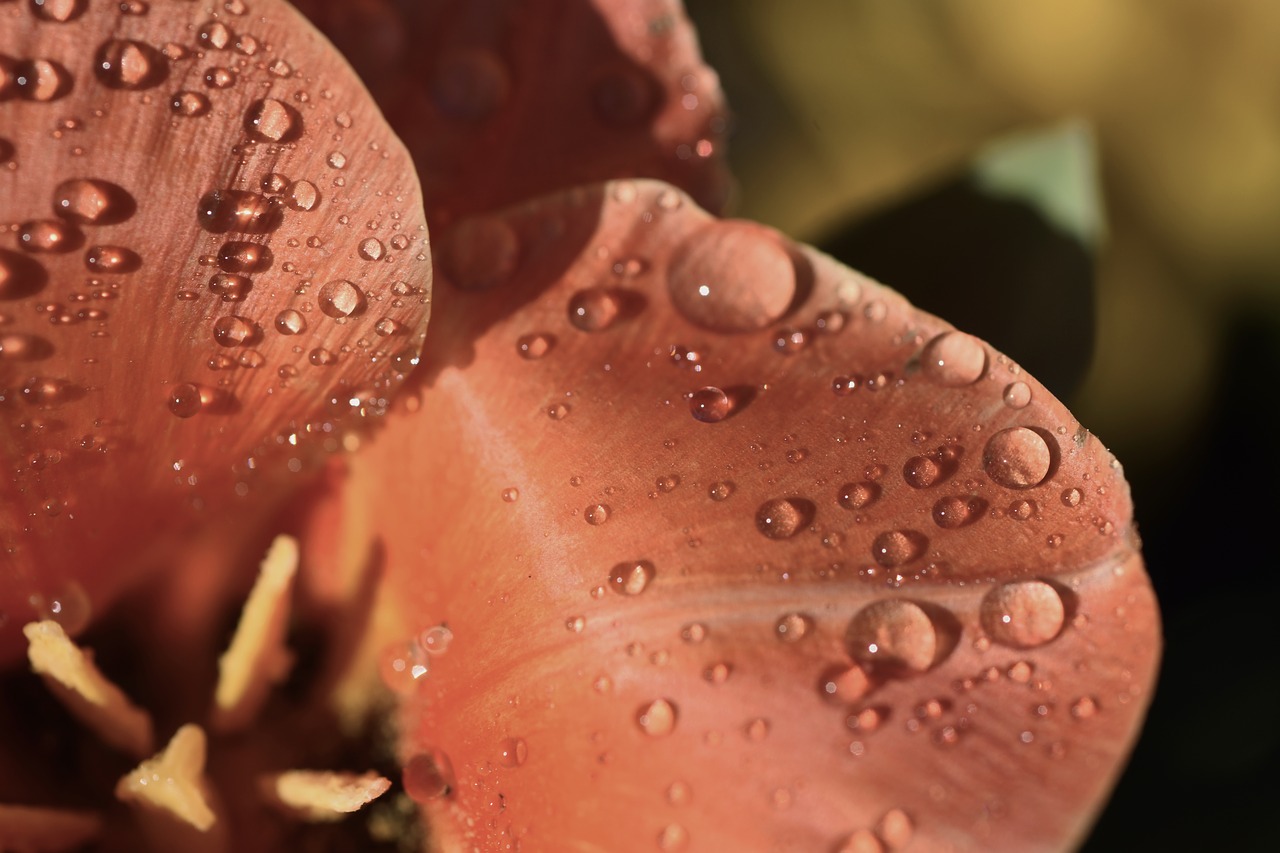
left=932, top=496, right=984, bottom=529
left=52, top=178, right=133, bottom=224
left=584, top=503, right=610, bottom=526
left=870, top=530, right=926, bottom=567
left=244, top=97, right=302, bottom=142
left=95, top=39, right=167, bottom=89
left=318, top=280, right=365, bottom=318
left=847, top=599, right=941, bottom=673
left=755, top=497, right=812, bottom=539
left=14, top=58, right=72, bottom=102
left=568, top=287, right=621, bottom=332
left=609, top=560, right=655, bottom=595
left=168, top=382, right=203, bottom=418
left=667, top=220, right=795, bottom=332
left=197, top=189, right=283, bottom=234
left=980, top=580, right=1066, bottom=648
left=212, top=315, right=257, bottom=346
left=902, top=455, right=941, bottom=489
left=838, top=482, right=880, bottom=510
left=286, top=180, right=319, bottom=212
left=920, top=331, right=986, bottom=385
left=31, top=0, right=87, bottom=23
left=274, top=309, right=306, bottom=335
left=688, top=386, right=731, bottom=423
left=0, top=249, right=48, bottom=299
left=208, top=273, right=251, bottom=301
left=403, top=751, right=455, bottom=802
left=636, top=698, right=677, bottom=736
left=984, top=427, right=1054, bottom=489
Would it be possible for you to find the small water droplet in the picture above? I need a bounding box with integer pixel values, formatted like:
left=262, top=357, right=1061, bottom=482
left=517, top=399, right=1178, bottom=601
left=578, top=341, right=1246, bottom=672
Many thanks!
left=704, top=662, right=731, bottom=684
left=501, top=487, right=519, bottom=503
left=1061, top=487, right=1082, bottom=507
left=0, top=332, right=53, bottom=361
left=609, top=560, right=655, bottom=595
left=318, top=279, right=365, bottom=318
left=19, top=220, right=80, bottom=254
left=208, top=273, right=251, bottom=301
left=870, top=529, right=926, bottom=567
left=877, top=808, right=914, bottom=849
left=835, top=829, right=884, bottom=853
left=775, top=612, right=812, bottom=643
left=497, top=737, right=528, bottom=768
left=980, top=580, right=1066, bottom=648
left=1070, top=696, right=1099, bottom=719
left=31, top=0, right=87, bottom=23
left=1003, top=381, right=1031, bottom=408
left=847, top=599, right=941, bottom=673
left=838, top=482, right=879, bottom=511
left=920, top=331, right=986, bottom=385
left=358, top=237, right=385, bottom=261
left=932, top=495, right=984, bottom=529
left=244, top=97, right=302, bottom=142
left=688, top=386, right=731, bottom=423
left=708, top=480, right=734, bottom=501
left=568, top=287, right=621, bottom=332
left=274, top=309, right=306, bottom=335
left=212, top=315, right=257, bottom=346
left=584, top=503, right=610, bottom=526
left=167, top=382, right=202, bottom=417
left=286, top=180, right=319, bottom=211
left=197, top=20, right=232, bottom=50
left=771, top=326, right=807, bottom=355
left=636, top=698, right=677, bottom=736
left=903, top=455, right=942, bottom=489
left=819, top=663, right=872, bottom=703
left=755, top=497, right=811, bottom=539
left=745, top=717, right=770, bottom=741
left=680, top=623, right=707, bottom=643
left=657, top=823, right=688, bottom=850
left=85, top=245, right=139, bottom=273
left=667, top=220, right=795, bottom=332
left=217, top=241, right=272, bottom=273
left=197, top=189, right=283, bottom=234
left=984, top=427, right=1054, bottom=489
left=418, top=625, right=453, bottom=655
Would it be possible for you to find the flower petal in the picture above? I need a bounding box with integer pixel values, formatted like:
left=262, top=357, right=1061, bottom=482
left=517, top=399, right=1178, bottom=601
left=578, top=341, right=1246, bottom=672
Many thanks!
left=0, top=0, right=430, bottom=660
left=293, top=0, right=731, bottom=220
left=309, top=179, right=1159, bottom=850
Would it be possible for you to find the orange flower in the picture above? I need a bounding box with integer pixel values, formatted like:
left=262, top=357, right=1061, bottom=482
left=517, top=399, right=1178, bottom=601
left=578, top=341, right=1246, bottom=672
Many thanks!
left=1, top=2, right=1158, bottom=851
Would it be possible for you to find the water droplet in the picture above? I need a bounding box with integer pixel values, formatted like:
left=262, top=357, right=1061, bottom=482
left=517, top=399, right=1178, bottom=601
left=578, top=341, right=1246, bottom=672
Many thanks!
left=168, top=382, right=202, bottom=418
left=440, top=215, right=519, bottom=290
left=375, top=317, right=402, bottom=337
left=657, top=823, right=688, bottom=850
left=609, top=560, right=655, bottom=595
left=95, top=39, right=167, bottom=89
left=920, top=331, right=986, bottom=385
left=680, top=623, right=707, bottom=643
left=636, top=698, right=677, bottom=736
left=12, top=58, right=70, bottom=102
left=1003, top=381, right=1031, bottom=409
left=835, top=830, right=884, bottom=853
left=667, top=220, right=795, bottom=332
left=708, top=481, right=734, bottom=501
left=877, top=808, right=914, bottom=849
left=274, top=309, right=306, bottom=335
left=197, top=189, right=283, bottom=234
left=932, top=495, right=984, bottom=529
left=837, top=482, right=879, bottom=511
left=584, top=503, right=610, bottom=526
left=431, top=47, right=509, bottom=122
left=0, top=332, right=53, bottom=361
left=418, top=625, right=453, bottom=655
left=568, top=287, right=621, bottom=332
left=212, top=315, right=257, bottom=346
left=403, top=751, right=454, bottom=802
left=774, top=612, right=812, bottom=643
left=203, top=66, right=236, bottom=89
left=501, top=487, right=519, bottom=503
left=756, top=498, right=812, bottom=540
left=745, top=717, right=771, bottom=741
left=980, top=580, right=1066, bottom=648
left=497, top=737, right=528, bottom=768
left=771, top=327, right=807, bottom=355
left=208, top=273, right=251, bottom=301
left=286, top=180, right=319, bottom=211
left=217, top=241, right=272, bottom=273
left=19, top=220, right=80, bottom=253
left=31, top=0, right=87, bottom=23
left=1070, top=696, right=1098, bottom=719
left=53, top=178, right=133, bottom=224
left=565, top=615, right=585, bottom=633
left=318, top=280, right=365, bottom=318
left=169, top=90, right=211, bottom=117
left=688, top=386, right=731, bottom=423
left=358, top=237, right=385, bottom=261
left=984, top=427, right=1054, bottom=489
left=704, top=662, right=731, bottom=684
left=244, top=97, right=303, bottom=142
left=85, top=245, right=139, bottom=273
left=31, top=580, right=91, bottom=635
left=197, top=20, right=232, bottom=50
left=819, top=663, right=872, bottom=703
left=870, top=530, right=926, bottom=567
left=903, top=455, right=941, bottom=489
left=1061, top=487, right=1082, bottom=507
left=847, top=599, right=940, bottom=673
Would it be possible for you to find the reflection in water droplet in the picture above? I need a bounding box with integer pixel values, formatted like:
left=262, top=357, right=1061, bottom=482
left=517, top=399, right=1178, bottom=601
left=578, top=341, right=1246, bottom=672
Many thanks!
left=609, top=560, right=655, bottom=595
left=984, top=427, right=1053, bottom=489
left=667, top=220, right=795, bottom=332
left=920, top=331, right=986, bottom=385
left=568, top=287, right=621, bottom=332
left=847, top=599, right=940, bottom=673
left=636, top=698, right=677, bottom=736
left=688, top=386, right=731, bottom=423
left=755, top=498, right=810, bottom=539
left=318, top=280, right=365, bottom=318
left=168, top=382, right=202, bottom=418
left=497, top=737, right=528, bottom=768
left=403, top=751, right=455, bottom=803
left=980, top=580, right=1066, bottom=648
left=870, top=530, right=926, bottom=568
left=775, top=612, right=811, bottom=643
left=244, top=97, right=302, bottom=142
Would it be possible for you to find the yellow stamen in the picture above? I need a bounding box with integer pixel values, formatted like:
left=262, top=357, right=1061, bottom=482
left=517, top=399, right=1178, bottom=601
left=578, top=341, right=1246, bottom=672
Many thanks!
left=115, top=724, right=217, bottom=832
left=263, top=770, right=391, bottom=822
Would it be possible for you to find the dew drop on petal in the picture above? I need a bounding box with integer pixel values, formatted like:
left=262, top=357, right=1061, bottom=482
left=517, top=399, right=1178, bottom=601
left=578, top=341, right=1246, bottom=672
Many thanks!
left=497, top=737, right=528, bottom=768
left=244, top=97, right=302, bottom=142
left=402, top=751, right=455, bottom=803
left=167, top=382, right=202, bottom=418
left=636, top=699, right=677, bottom=736
left=902, top=455, right=941, bottom=489
left=980, top=580, right=1066, bottom=648
left=53, top=178, right=131, bottom=224
left=920, top=331, right=986, bottom=385
left=819, top=663, right=872, bottom=703
left=688, top=386, right=731, bottom=423
left=1003, top=381, right=1031, bottom=409
left=755, top=498, right=810, bottom=539
left=609, top=560, right=655, bottom=595
left=838, top=482, right=879, bottom=510
left=984, top=427, right=1054, bottom=489
left=847, top=599, right=940, bottom=673
left=870, top=529, right=926, bottom=567
left=568, top=287, right=620, bottom=332
left=774, top=612, right=811, bottom=643
left=274, top=309, right=306, bottom=335
left=318, top=279, right=365, bottom=318
left=667, top=220, right=795, bottom=332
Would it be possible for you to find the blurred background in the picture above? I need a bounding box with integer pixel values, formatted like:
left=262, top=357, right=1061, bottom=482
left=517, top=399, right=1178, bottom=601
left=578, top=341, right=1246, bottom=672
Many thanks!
left=685, top=1, right=1280, bottom=849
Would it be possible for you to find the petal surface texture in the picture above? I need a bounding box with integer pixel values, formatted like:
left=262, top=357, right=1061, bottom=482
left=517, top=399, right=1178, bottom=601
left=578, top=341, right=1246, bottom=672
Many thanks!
left=0, top=0, right=431, bottom=659
left=316, top=181, right=1160, bottom=851
left=292, top=0, right=731, bottom=221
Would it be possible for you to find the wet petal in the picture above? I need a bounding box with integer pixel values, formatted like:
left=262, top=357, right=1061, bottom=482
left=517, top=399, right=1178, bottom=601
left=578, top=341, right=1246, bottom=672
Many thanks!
left=308, top=180, right=1159, bottom=849
left=293, top=0, right=731, bottom=220
left=0, top=0, right=431, bottom=661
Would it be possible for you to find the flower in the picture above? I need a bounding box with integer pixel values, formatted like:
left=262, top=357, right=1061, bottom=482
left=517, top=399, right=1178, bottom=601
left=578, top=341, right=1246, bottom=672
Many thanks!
left=0, top=1, right=1158, bottom=851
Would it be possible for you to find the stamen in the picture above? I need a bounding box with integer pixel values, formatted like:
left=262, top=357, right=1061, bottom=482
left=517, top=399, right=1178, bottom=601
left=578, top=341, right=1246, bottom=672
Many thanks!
left=261, top=770, right=392, bottom=822
left=23, top=620, right=155, bottom=758
left=115, top=724, right=217, bottom=832
left=212, top=535, right=299, bottom=732
left=0, top=804, right=102, bottom=852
